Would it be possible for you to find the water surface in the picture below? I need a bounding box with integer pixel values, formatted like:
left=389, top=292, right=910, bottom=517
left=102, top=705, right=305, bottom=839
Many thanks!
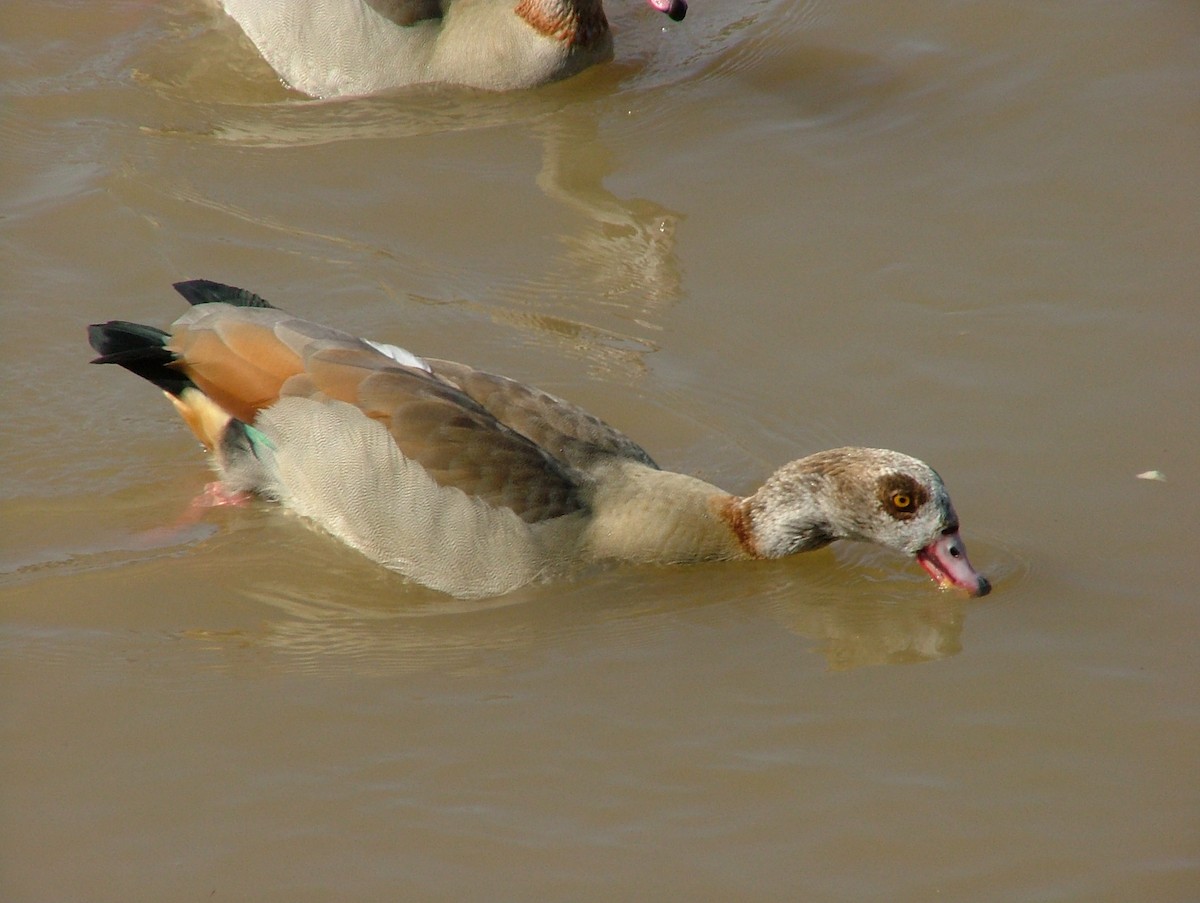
left=2, top=1, right=1197, bottom=899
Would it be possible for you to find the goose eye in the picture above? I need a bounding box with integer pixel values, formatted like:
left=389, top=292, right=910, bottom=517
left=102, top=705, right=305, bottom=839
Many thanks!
left=877, top=476, right=927, bottom=520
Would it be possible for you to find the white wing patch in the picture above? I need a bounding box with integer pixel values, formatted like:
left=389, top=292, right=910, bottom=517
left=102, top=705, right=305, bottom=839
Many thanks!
left=364, top=339, right=432, bottom=373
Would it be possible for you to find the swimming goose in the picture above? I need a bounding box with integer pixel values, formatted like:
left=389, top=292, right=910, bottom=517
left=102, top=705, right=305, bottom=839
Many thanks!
left=88, top=281, right=990, bottom=599
left=216, top=0, right=689, bottom=97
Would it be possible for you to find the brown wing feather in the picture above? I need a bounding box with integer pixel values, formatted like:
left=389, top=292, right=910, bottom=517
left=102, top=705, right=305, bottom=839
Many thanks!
left=167, top=305, right=393, bottom=418
left=303, top=350, right=586, bottom=522
left=425, top=359, right=658, bottom=471
left=165, top=304, right=584, bottom=523
left=169, top=308, right=306, bottom=422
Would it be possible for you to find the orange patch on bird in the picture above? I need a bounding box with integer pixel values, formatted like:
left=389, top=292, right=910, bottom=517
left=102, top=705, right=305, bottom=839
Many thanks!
left=715, top=495, right=763, bottom=559
left=515, top=0, right=608, bottom=46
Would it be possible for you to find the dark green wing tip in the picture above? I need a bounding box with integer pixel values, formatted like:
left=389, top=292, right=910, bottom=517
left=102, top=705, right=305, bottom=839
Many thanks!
left=172, top=279, right=278, bottom=309
left=87, top=320, right=169, bottom=358
left=86, top=320, right=191, bottom=395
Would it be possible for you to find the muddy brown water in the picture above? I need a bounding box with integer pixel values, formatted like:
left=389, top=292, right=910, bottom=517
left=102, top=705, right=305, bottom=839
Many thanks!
left=2, top=1, right=1197, bottom=899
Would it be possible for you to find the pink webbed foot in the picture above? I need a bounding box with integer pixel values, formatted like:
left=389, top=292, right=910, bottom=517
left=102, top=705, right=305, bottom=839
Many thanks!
left=131, top=482, right=254, bottom=549
left=194, top=481, right=254, bottom=508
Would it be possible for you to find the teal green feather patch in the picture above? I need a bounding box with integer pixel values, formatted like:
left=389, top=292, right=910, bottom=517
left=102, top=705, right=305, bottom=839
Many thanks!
left=243, top=423, right=277, bottom=455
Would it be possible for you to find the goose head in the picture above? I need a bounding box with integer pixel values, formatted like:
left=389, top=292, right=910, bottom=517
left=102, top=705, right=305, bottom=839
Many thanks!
left=742, top=447, right=990, bottom=596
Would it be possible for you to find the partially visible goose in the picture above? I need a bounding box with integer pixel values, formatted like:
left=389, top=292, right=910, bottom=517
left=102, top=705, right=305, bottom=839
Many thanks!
left=88, top=281, right=991, bottom=599
left=215, top=0, right=689, bottom=97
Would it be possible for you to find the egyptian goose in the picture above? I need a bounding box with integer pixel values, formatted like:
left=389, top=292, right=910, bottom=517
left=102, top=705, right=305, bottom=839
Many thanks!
left=215, top=0, right=689, bottom=97
left=88, top=281, right=991, bottom=599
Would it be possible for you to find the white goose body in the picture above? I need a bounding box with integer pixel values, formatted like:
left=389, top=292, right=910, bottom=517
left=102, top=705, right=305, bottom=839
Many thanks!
left=88, top=281, right=990, bottom=599
left=217, top=0, right=688, bottom=97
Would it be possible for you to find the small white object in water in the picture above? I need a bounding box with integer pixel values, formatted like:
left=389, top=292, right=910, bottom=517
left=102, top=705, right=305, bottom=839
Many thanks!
left=1136, top=470, right=1167, bottom=482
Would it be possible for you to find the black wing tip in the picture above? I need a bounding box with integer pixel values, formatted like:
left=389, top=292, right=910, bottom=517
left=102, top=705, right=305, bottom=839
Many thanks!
left=87, top=319, right=169, bottom=358
left=172, top=279, right=278, bottom=309
left=86, top=320, right=192, bottom=395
